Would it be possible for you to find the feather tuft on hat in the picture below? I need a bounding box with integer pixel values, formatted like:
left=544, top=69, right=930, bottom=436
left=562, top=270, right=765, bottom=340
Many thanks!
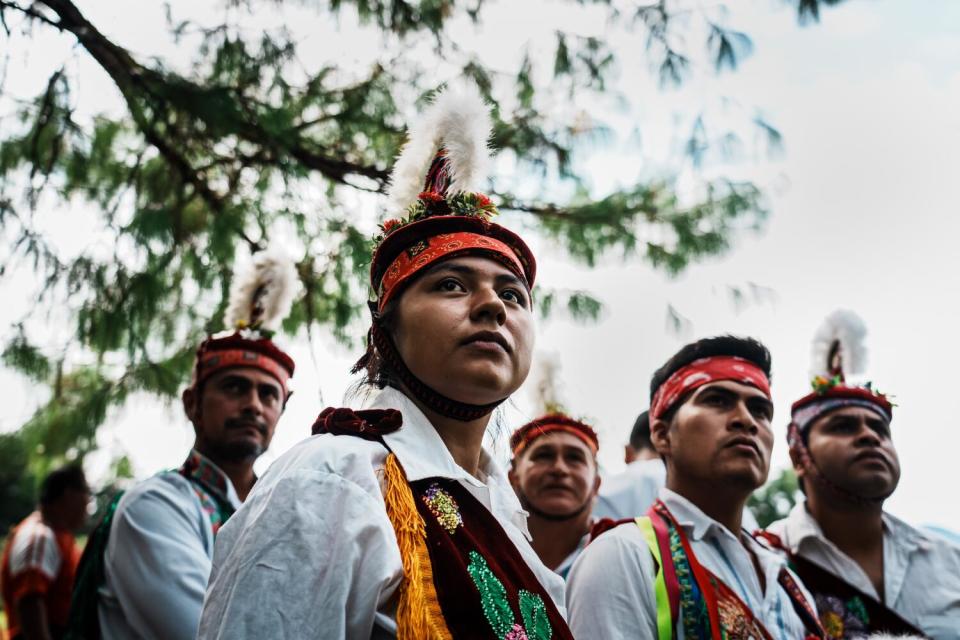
left=386, top=81, right=493, bottom=216
left=224, top=247, right=300, bottom=335
left=809, top=309, right=868, bottom=381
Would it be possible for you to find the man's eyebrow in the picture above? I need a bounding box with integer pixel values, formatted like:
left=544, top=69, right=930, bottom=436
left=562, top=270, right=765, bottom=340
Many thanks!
left=529, top=443, right=557, bottom=454
left=696, top=385, right=736, bottom=399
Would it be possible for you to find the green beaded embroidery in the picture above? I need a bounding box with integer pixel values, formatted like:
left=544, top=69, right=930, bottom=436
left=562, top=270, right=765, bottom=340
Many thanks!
left=519, top=589, right=552, bottom=640
left=466, top=551, right=553, bottom=640
left=468, top=551, right=514, bottom=637
left=846, top=596, right=870, bottom=625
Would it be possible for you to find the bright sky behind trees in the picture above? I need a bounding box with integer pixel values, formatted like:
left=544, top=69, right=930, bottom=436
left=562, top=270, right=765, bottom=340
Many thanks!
left=2, top=0, right=959, bottom=529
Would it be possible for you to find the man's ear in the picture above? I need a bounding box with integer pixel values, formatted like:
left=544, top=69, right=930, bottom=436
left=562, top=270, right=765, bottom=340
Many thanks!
left=624, top=444, right=637, bottom=465
left=282, top=390, right=294, bottom=412
left=591, top=472, right=602, bottom=497
left=788, top=445, right=806, bottom=479
left=182, top=386, right=199, bottom=425
left=650, top=416, right=672, bottom=458
left=507, top=464, right=520, bottom=491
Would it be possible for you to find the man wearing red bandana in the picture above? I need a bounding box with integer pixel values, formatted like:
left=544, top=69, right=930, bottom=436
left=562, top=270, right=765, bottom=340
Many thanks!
left=568, top=336, right=824, bottom=639
left=763, top=311, right=958, bottom=638
left=64, top=250, right=297, bottom=640
left=509, top=414, right=601, bottom=579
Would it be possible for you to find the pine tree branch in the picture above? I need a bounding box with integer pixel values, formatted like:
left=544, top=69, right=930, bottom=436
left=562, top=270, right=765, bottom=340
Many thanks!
left=26, top=0, right=388, bottom=200
left=0, top=1, right=62, bottom=30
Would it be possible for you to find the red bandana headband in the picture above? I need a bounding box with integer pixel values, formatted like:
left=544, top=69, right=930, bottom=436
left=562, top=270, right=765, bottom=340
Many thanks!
left=377, top=231, right=526, bottom=311
left=511, top=414, right=599, bottom=457
left=650, top=356, right=770, bottom=420
left=193, top=334, right=294, bottom=397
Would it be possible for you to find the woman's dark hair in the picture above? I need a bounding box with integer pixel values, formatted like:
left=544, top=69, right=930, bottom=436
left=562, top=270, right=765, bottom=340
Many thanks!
left=649, top=335, right=772, bottom=420
left=355, top=298, right=402, bottom=390
left=40, top=465, right=88, bottom=506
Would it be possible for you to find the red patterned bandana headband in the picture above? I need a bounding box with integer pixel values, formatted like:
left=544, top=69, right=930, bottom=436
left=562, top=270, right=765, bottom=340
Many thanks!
left=195, top=344, right=292, bottom=396
left=377, top=230, right=526, bottom=312
left=650, top=356, right=771, bottom=420
left=511, top=414, right=599, bottom=457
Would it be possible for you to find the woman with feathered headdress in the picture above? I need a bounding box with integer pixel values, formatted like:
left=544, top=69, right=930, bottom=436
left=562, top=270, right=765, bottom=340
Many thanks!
left=198, top=82, right=572, bottom=640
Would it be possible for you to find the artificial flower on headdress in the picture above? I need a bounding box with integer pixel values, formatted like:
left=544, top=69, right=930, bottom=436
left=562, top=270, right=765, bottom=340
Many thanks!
left=790, top=310, right=893, bottom=435
left=193, top=247, right=299, bottom=396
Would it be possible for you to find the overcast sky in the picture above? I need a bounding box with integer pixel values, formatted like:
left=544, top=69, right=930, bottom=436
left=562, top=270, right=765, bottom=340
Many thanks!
left=2, top=0, right=959, bottom=530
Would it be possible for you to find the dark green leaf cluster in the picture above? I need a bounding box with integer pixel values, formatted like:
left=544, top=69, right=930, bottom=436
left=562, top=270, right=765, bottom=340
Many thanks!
left=748, top=468, right=800, bottom=529
left=535, top=288, right=604, bottom=323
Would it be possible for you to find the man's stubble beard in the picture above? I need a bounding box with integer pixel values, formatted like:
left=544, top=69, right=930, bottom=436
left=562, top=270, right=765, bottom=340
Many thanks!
left=516, top=488, right=592, bottom=522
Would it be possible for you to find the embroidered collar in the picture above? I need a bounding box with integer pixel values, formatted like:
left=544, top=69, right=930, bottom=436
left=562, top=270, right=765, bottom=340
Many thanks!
left=367, top=386, right=530, bottom=539
left=180, top=449, right=243, bottom=510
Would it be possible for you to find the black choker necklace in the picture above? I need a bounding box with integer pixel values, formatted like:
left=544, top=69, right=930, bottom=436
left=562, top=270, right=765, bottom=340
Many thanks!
left=370, top=322, right=506, bottom=422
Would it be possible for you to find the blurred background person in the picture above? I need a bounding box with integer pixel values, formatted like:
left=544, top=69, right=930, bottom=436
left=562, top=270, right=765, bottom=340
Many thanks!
left=510, top=413, right=601, bottom=578
left=2, top=465, right=89, bottom=640
left=592, top=410, right=661, bottom=520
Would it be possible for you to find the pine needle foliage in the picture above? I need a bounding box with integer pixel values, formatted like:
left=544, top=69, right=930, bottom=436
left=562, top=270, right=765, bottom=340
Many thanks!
left=0, top=0, right=846, bottom=501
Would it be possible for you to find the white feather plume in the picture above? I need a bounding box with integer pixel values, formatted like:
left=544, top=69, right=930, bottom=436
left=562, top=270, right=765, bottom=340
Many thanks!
left=224, top=247, right=300, bottom=333
left=809, top=309, right=869, bottom=379
left=385, top=81, right=493, bottom=215
left=529, top=351, right=565, bottom=414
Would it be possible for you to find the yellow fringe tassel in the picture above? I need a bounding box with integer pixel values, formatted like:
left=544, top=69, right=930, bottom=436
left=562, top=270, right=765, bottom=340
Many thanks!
left=383, top=452, right=453, bottom=640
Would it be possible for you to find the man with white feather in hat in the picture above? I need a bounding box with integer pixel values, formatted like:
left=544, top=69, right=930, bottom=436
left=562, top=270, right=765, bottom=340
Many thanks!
left=761, top=310, right=960, bottom=639
left=63, top=250, right=299, bottom=640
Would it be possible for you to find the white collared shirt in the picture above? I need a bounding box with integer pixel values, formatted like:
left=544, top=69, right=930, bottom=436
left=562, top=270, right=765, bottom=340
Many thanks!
left=99, top=450, right=243, bottom=640
left=768, top=501, right=960, bottom=638
left=567, top=488, right=815, bottom=639
left=554, top=531, right=591, bottom=580
left=197, top=386, right=565, bottom=639
left=593, top=459, right=761, bottom=532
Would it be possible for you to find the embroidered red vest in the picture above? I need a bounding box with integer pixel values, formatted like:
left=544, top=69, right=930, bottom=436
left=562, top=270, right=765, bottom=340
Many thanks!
left=313, top=407, right=573, bottom=640
left=756, top=531, right=928, bottom=639
left=625, top=501, right=824, bottom=640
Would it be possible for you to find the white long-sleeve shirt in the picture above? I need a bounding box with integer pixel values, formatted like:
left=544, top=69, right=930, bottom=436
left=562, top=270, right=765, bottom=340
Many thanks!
left=567, top=488, right=815, bottom=639
left=197, top=386, right=566, bottom=639
left=98, top=451, right=242, bottom=640
left=767, top=501, right=960, bottom=638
